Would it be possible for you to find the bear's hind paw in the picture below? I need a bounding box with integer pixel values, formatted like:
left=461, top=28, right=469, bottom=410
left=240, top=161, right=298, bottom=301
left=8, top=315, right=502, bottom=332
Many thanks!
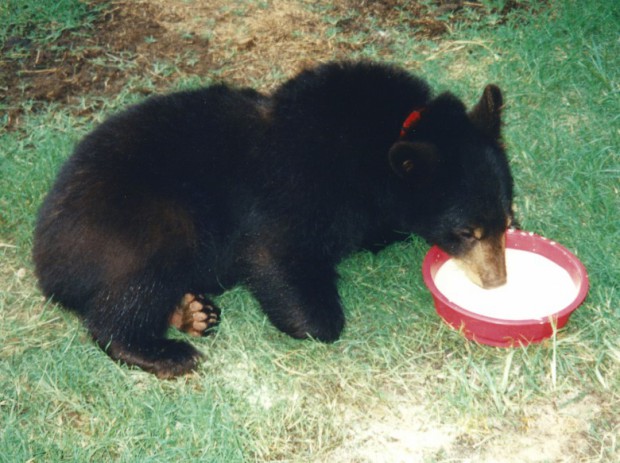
left=170, top=293, right=221, bottom=337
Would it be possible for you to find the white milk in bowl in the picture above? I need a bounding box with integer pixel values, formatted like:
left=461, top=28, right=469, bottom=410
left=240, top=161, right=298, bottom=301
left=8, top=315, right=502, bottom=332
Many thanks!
left=433, top=248, right=579, bottom=320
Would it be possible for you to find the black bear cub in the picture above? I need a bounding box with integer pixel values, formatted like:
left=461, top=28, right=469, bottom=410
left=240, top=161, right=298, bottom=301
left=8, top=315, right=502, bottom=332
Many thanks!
left=33, top=61, right=513, bottom=378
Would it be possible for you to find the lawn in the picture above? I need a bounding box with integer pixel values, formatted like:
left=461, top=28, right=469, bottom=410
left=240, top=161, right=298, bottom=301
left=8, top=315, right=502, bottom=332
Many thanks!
left=1, top=0, right=618, bottom=461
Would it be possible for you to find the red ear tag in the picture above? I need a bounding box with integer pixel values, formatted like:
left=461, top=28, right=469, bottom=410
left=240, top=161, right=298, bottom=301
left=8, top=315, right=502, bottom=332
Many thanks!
left=399, top=109, right=423, bottom=138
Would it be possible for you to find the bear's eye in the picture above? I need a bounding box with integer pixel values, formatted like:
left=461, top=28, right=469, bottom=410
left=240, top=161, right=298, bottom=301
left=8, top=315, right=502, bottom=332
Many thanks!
left=456, top=228, right=483, bottom=240
left=456, top=229, right=475, bottom=239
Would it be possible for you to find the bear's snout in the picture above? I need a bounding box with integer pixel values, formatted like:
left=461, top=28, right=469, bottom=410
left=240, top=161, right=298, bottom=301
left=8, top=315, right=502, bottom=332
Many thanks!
left=455, top=234, right=507, bottom=289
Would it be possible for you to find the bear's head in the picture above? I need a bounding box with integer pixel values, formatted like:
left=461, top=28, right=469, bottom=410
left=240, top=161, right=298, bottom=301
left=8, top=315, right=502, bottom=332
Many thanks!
left=389, top=85, right=513, bottom=289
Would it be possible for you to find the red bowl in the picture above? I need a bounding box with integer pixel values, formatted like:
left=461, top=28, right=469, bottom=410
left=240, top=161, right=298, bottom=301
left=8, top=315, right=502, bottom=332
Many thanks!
left=422, top=229, right=589, bottom=347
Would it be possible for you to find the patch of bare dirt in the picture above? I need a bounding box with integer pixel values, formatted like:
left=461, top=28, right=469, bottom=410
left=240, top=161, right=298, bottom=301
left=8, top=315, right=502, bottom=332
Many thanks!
left=462, top=395, right=608, bottom=463
left=1, top=0, right=538, bottom=130
left=318, top=393, right=610, bottom=462
left=2, top=0, right=212, bottom=128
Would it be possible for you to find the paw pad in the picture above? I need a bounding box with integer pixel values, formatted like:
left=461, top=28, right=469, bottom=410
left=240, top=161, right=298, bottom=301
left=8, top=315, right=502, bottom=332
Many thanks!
left=170, top=293, right=221, bottom=337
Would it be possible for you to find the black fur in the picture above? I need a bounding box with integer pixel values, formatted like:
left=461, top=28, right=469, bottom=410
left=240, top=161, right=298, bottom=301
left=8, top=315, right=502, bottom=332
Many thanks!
left=33, top=61, right=513, bottom=377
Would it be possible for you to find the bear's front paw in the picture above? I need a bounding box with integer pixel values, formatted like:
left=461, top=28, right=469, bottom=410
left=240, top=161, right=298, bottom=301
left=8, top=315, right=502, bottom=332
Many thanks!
left=103, top=338, right=203, bottom=379
left=170, top=293, right=221, bottom=336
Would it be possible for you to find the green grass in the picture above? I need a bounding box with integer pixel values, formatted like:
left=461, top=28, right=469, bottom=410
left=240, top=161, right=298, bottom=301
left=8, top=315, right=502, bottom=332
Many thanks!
left=1, top=0, right=619, bottom=461
left=0, top=0, right=102, bottom=47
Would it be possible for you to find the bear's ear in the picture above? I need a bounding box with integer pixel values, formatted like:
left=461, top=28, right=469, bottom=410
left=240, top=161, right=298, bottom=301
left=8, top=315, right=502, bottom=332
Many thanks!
left=469, top=84, right=503, bottom=139
left=388, top=141, right=439, bottom=185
